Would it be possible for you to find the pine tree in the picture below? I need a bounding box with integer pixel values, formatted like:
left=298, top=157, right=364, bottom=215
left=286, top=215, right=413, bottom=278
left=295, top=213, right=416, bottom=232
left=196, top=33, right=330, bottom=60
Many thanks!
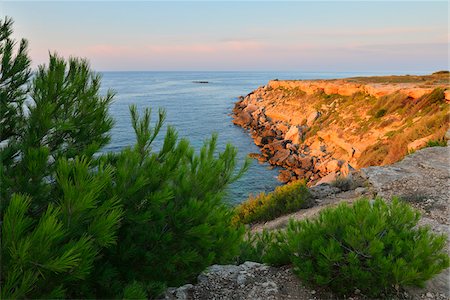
left=1, top=17, right=249, bottom=299
left=88, top=106, right=249, bottom=298
left=1, top=17, right=122, bottom=298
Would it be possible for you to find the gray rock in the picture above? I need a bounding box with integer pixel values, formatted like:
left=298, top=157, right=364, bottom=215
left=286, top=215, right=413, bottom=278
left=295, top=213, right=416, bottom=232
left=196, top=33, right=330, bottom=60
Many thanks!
left=164, top=262, right=331, bottom=300
left=354, top=187, right=367, bottom=196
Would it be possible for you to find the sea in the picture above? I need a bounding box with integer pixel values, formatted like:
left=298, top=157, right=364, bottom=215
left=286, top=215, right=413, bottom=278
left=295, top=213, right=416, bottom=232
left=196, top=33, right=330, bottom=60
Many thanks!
left=99, top=71, right=410, bottom=204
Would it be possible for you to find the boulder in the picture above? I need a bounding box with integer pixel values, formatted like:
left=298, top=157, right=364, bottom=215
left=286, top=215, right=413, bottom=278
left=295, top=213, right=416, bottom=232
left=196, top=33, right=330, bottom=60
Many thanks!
left=314, top=172, right=337, bottom=186
left=233, top=112, right=252, bottom=127
left=278, top=170, right=292, bottom=183
left=284, top=125, right=302, bottom=144
left=165, top=262, right=321, bottom=300
left=306, top=111, right=321, bottom=127
left=285, top=155, right=298, bottom=167
left=269, top=149, right=291, bottom=165
left=266, top=140, right=285, bottom=152
left=339, top=162, right=355, bottom=177
left=243, top=103, right=259, bottom=114
left=325, top=159, right=342, bottom=173
left=274, top=122, right=289, bottom=134
left=298, top=156, right=313, bottom=170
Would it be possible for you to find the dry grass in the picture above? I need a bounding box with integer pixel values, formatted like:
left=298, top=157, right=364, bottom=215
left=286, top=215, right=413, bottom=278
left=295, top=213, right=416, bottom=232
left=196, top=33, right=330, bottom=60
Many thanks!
left=345, top=72, right=450, bottom=85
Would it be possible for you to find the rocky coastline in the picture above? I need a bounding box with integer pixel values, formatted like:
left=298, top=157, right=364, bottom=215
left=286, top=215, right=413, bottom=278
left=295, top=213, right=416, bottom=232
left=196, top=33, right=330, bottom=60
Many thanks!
left=232, top=74, right=449, bottom=186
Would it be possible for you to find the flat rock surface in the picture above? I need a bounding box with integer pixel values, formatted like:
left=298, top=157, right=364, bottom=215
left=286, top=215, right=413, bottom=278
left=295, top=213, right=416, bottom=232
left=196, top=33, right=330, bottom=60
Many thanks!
left=361, top=146, right=450, bottom=225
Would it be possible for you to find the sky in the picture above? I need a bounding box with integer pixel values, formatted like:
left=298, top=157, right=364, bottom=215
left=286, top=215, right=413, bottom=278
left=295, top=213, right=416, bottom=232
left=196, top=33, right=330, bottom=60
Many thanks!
left=2, top=1, right=449, bottom=72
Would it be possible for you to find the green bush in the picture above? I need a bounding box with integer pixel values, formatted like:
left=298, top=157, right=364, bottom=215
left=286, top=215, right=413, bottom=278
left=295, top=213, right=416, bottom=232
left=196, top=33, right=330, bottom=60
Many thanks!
left=426, top=139, right=447, bottom=147
left=233, top=180, right=313, bottom=225
left=261, top=198, right=449, bottom=297
left=237, top=230, right=290, bottom=266
left=374, top=108, right=387, bottom=118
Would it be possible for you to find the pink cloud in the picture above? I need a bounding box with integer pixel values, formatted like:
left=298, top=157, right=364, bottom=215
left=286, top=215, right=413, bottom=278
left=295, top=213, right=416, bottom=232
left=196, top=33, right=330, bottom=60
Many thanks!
left=84, top=40, right=265, bottom=58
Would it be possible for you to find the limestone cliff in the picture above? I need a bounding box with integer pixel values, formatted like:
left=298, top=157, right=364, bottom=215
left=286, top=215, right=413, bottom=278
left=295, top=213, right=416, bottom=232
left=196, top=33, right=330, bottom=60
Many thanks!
left=233, top=72, right=449, bottom=185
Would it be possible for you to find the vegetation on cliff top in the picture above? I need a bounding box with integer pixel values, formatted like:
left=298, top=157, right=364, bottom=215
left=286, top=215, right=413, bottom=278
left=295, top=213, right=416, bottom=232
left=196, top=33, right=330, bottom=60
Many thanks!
left=233, top=180, right=312, bottom=225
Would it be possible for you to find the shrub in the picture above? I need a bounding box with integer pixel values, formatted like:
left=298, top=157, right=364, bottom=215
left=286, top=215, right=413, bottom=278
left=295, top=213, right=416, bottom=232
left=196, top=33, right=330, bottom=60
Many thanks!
left=233, top=180, right=312, bottom=225
left=426, top=139, right=447, bottom=147
left=330, top=176, right=356, bottom=191
left=374, top=108, right=387, bottom=118
left=237, top=230, right=290, bottom=267
left=268, top=198, right=449, bottom=297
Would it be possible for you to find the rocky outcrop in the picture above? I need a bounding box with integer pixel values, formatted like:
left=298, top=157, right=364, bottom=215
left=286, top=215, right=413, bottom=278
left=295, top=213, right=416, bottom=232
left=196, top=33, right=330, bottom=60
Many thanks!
left=165, top=262, right=337, bottom=300
left=252, top=146, right=450, bottom=300
left=232, top=74, right=449, bottom=186
left=165, top=146, right=450, bottom=300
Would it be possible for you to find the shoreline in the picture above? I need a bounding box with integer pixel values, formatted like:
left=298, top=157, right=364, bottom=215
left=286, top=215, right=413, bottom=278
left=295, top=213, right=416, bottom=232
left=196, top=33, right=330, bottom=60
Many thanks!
left=232, top=72, right=450, bottom=186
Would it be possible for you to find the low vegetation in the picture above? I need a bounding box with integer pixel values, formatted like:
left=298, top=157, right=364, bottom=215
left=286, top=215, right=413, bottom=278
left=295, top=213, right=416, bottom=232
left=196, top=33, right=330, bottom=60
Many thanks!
left=233, top=180, right=312, bottom=225
left=240, top=198, right=449, bottom=297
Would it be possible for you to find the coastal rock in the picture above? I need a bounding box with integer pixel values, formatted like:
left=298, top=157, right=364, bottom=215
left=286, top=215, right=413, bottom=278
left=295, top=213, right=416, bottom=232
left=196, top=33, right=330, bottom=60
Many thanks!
left=306, top=111, right=321, bottom=127
left=278, top=170, right=293, bottom=183
left=314, top=172, right=337, bottom=186
left=298, top=156, right=313, bottom=170
left=233, top=111, right=252, bottom=127
left=269, top=149, right=291, bottom=165
left=232, top=74, right=449, bottom=186
left=284, top=125, right=302, bottom=144
left=243, top=103, right=259, bottom=114
left=407, top=135, right=434, bottom=151
left=325, top=159, right=342, bottom=173
left=361, top=146, right=450, bottom=225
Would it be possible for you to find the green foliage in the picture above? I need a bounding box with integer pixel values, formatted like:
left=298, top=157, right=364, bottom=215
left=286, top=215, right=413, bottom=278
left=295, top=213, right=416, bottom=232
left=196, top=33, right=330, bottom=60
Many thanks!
left=0, top=17, right=31, bottom=144
left=233, top=180, right=312, bottom=225
left=1, top=40, right=114, bottom=212
left=426, top=139, right=447, bottom=147
left=85, top=106, right=248, bottom=298
left=123, top=281, right=148, bottom=300
left=374, top=108, right=387, bottom=118
left=1, top=17, right=122, bottom=299
left=87, top=108, right=247, bottom=295
left=255, top=198, right=449, bottom=297
left=1, top=157, right=122, bottom=299
left=1, top=17, right=248, bottom=299
left=237, top=230, right=290, bottom=266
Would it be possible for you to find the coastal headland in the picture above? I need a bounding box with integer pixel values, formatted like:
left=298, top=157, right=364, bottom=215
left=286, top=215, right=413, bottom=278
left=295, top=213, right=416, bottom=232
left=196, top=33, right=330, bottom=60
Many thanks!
left=232, top=72, right=450, bottom=185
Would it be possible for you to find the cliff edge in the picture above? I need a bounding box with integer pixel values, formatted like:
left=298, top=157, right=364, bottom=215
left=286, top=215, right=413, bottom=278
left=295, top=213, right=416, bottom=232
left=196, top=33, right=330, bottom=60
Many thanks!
left=232, top=72, right=449, bottom=185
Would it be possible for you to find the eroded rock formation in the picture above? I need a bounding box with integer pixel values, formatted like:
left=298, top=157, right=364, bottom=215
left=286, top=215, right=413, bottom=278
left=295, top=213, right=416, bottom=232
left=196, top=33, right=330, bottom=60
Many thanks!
left=232, top=73, right=449, bottom=185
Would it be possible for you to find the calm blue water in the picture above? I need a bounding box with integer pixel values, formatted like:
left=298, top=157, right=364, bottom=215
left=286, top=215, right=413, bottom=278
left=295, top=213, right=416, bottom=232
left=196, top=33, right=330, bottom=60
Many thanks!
left=99, top=71, right=405, bottom=204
